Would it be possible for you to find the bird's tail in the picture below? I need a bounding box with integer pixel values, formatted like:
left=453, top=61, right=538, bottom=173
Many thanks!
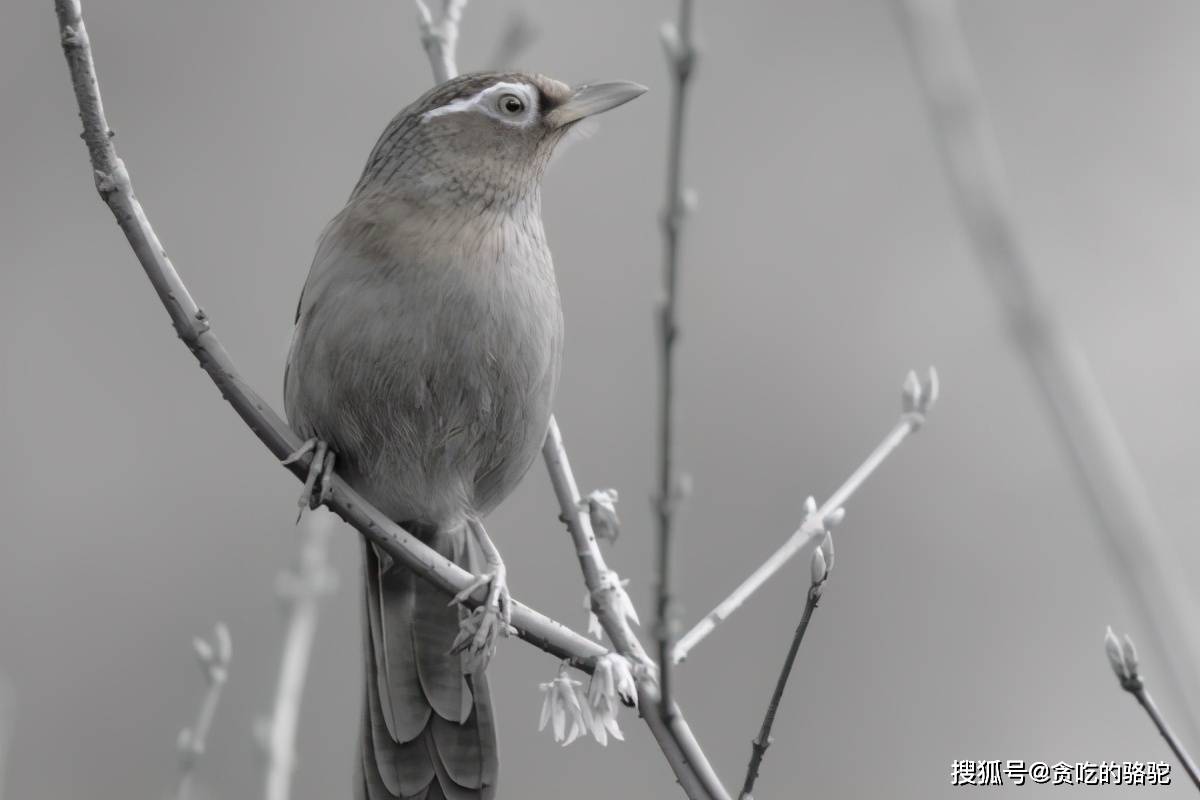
left=355, top=524, right=498, bottom=800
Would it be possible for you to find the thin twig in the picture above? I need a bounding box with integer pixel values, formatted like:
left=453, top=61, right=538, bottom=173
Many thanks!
left=259, top=510, right=339, bottom=800
left=176, top=623, right=232, bottom=800
left=413, top=0, right=467, bottom=83
left=896, top=0, right=1200, bottom=742
left=1105, top=628, right=1200, bottom=789
left=654, top=0, right=697, bottom=720
left=544, top=420, right=730, bottom=800
left=53, top=0, right=606, bottom=684
left=673, top=369, right=936, bottom=663
left=740, top=542, right=830, bottom=800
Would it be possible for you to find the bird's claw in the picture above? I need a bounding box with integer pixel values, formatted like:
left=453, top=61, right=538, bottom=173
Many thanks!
left=449, top=568, right=513, bottom=672
left=282, top=437, right=337, bottom=516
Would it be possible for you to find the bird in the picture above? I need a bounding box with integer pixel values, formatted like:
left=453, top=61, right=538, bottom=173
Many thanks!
left=282, top=72, right=646, bottom=800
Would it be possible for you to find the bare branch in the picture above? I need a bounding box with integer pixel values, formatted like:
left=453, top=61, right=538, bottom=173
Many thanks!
left=413, top=0, right=467, bottom=83
left=545, top=415, right=729, bottom=800
left=896, top=0, right=1200, bottom=740
left=176, top=623, right=232, bottom=800
left=258, top=510, right=339, bottom=800
left=1105, top=628, right=1200, bottom=789
left=53, top=0, right=606, bottom=686
left=739, top=541, right=831, bottom=800
left=655, top=0, right=698, bottom=722
left=674, top=369, right=936, bottom=663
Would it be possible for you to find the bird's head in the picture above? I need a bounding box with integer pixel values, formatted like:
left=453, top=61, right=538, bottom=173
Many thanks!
left=353, top=72, right=646, bottom=208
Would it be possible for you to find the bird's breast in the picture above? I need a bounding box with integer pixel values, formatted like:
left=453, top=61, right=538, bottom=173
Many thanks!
left=285, top=199, right=563, bottom=525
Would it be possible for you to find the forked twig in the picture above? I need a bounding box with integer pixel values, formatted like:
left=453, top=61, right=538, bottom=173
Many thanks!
left=740, top=539, right=832, bottom=800
left=674, top=369, right=936, bottom=663
left=544, top=420, right=730, bottom=800
left=1105, top=628, right=1200, bottom=789
left=176, top=623, right=232, bottom=800
left=413, top=0, right=467, bottom=84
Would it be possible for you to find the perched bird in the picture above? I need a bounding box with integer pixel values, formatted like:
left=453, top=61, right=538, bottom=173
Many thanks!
left=283, top=72, right=645, bottom=800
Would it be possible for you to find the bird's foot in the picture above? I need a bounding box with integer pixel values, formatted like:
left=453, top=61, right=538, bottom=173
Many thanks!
left=449, top=566, right=513, bottom=673
left=281, top=437, right=337, bottom=518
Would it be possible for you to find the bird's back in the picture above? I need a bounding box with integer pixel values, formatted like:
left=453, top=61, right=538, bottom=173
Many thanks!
left=284, top=192, right=563, bottom=531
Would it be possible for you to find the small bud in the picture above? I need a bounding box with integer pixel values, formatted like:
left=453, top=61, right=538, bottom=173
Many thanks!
left=585, top=489, right=621, bottom=544
left=1104, top=626, right=1127, bottom=680
left=1121, top=634, right=1140, bottom=678
left=810, top=547, right=828, bottom=586
left=820, top=531, right=835, bottom=574
left=824, top=507, right=846, bottom=529
left=584, top=592, right=604, bottom=640
left=804, top=496, right=817, bottom=516
left=659, top=21, right=681, bottom=60
left=923, top=367, right=940, bottom=411
left=193, top=636, right=213, bottom=666
left=902, top=370, right=923, bottom=414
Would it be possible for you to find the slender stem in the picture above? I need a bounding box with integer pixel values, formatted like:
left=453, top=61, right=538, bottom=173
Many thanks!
left=177, top=677, right=225, bottom=800
left=656, top=0, right=697, bottom=721
left=176, top=625, right=231, bottom=800
left=896, top=0, right=1200, bottom=741
left=544, top=419, right=730, bottom=800
left=413, top=0, right=467, bottom=83
left=740, top=584, right=821, bottom=800
left=674, top=397, right=930, bottom=663
left=261, top=511, right=337, bottom=800
left=1132, top=686, right=1200, bottom=790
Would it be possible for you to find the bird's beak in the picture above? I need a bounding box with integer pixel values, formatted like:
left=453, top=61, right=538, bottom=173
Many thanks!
left=547, top=81, right=648, bottom=128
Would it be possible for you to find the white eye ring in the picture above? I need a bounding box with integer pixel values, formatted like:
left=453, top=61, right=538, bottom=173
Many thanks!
left=498, top=93, right=526, bottom=115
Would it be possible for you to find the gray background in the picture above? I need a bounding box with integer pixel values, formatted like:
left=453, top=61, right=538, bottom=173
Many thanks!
left=3, top=0, right=1200, bottom=797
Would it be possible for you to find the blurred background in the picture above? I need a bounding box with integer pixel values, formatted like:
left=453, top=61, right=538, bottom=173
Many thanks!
left=4, top=0, right=1200, bottom=797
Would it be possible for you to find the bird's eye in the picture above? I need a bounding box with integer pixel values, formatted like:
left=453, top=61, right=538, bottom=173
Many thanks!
left=499, top=94, right=526, bottom=115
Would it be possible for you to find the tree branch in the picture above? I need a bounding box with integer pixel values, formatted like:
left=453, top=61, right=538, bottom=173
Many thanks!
left=673, top=369, right=936, bottom=663
left=544, top=420, right=730, bottom=800
left=654, top=0, right=697, bottom=719
left=1105, top=628, right=1200, bottom=789
left=896, top=0, right=1200, bottom=742
left=739, top=541, right=831, bottom=800
left=413, top=0, right=467, bottom=84
left=258, top=510, right=339, bottom=800
left=175, top=623, right=231, bottom=800
left=53, top=0, right=605, bottom=686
